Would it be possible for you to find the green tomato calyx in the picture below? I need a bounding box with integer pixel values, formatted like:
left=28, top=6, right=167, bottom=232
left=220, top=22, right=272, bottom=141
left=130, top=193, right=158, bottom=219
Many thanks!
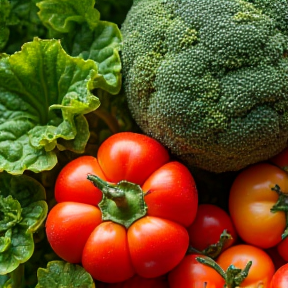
left=188, top=229, right=233, bottom=259
left=87, top=174, right=148, bottom=228
left=270, top=184, right=288, bottom=239
left=196, top=256, right=252, bottom=288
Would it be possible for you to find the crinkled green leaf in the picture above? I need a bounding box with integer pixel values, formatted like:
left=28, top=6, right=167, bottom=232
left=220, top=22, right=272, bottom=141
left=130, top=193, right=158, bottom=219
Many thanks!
left=0, top=0, right=11, bottom=51
left=0, top=37, right=100, bottom=174
left=0, top=226, right=34, bottom=274
left=19, top=201, right=48, bottom=233
left=36, top=0, right=99, bottom=33
left=0, top=274, right=10, bottom=287
left=37, top=0, right=122, bottom=94
left=0, top=196, right=22, bottom=232
left=36, top=261, right=95, bottom=288
left=0, top=230, right=12, bottom=253
left=0, top=172, right=46, bottom=206
left=1, top=0, right=48, bottom=54
left=0, top=173, right=48, bottom=275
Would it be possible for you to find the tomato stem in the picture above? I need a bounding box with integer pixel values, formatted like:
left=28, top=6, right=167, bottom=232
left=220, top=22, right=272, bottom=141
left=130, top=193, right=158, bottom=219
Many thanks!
left=87, top=174, right=127, bottom=208
left=87, top=174, right=148, bottom=228
left=187, top=230, right=233, bottom=259
left=196, top=256, right=252, bottom=288
left=270, top=184, right=288, bottom=239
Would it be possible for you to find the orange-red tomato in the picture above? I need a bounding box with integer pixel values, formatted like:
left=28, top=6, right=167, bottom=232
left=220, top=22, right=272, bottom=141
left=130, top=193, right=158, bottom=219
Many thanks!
left=229, top=163, right=288, bottom=248
left=217, top=244, right=275, bottom=288
left=168, top=254, right=225, bottom=288
left=270, top=147, right=288, bottom=170
left=277, top=237, right=288, bottom=262
left=270, top=263, right=288, bottom=288
left=187, top=204, right=237, bottom=252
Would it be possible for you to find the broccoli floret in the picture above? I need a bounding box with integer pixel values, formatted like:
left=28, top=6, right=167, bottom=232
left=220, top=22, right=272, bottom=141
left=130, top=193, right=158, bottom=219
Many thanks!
left=121, top=0, right=288, bottom=173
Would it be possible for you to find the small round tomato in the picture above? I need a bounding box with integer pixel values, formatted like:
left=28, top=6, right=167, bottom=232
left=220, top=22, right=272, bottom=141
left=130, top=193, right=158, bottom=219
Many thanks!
left=229, top=163, right=288, bottom=248
left=217, top=244, right=275, bottom=288
left=270, top=147, right=288, bottom=170
left=270, top=263, right=288, bottom=288
left=277, top=237, right=288, bottom=262
left=187, top=204, right=237, bottom=252
left=168, top=254, right=225, bottom=288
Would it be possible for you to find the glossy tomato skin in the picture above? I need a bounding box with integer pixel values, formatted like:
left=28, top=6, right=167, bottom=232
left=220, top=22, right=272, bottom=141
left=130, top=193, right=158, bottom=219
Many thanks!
left=217, top=244, right=275, bottom=288
left=55, top=156, right=107, bottom=206
left=82, top=221, right=135, bottom=283
left=168, top=254, right=225, bottom=288
left=270, top=147, right=288, bottom=170
left=97, top=132, right=170, bottom=185
left=270, top=263, right=288, bottom=288
left=48, top=132, right=197, bottom=283
left=45, top=202, right=102, bottom=263
left=277, top=237, right=288, bottom=262
left=142, top=161, right=198, bottom=227
left=229, top=163, right=288, bottom=248
left=127, top=216, right=189, bottom=278
left=97, top=274, right=169, bottom=288
left=187, top=204, right=237, bottom=251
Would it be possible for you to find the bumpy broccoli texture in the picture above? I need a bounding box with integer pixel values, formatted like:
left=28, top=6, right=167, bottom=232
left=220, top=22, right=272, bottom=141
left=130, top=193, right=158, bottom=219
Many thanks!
left=121, top=0, right=288, bottom=173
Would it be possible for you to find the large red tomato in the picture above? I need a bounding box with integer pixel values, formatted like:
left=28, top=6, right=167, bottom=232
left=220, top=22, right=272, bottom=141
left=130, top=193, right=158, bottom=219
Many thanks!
left=46, top=132, right=198, bottom=283
left=229, top=163, right=288, bottom=248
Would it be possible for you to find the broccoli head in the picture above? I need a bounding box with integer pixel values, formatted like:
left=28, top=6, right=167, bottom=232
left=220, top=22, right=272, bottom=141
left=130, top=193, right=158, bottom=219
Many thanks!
left=121, top=0, right=288, bottom=173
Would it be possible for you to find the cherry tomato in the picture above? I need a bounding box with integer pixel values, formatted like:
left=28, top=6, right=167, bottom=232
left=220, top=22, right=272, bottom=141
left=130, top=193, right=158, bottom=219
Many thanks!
left=187, top=204, right=237, bottom=252
left=168, top=254, right=225, bottom=288
left=277, top=237, right=288, bottom=262
left=270, top=263, right=288, bottom=288
left=270, top=147, right=288, bottom=170
left=47, top=132, right=198, bottom=283
left=229, top=163, right=288, bottom=248
left=217, top=244, right=275, bottom=288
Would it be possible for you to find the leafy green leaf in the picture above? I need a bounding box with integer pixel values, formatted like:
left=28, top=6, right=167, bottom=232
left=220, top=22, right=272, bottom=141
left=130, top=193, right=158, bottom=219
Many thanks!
left=0, top=172, right=46, bottom=206
left=0, top=173, right=48, bottom=275
left=36, top=0, right=99, bottom=33
left=0, top=0, right=11, bottom=51
left=0, top=196, right=22, bottom=232
left=0, top=0, right=48, bottom=54
left=0, top=37, right=100, bottom=174
left=36, top=261, right=95, bottom=288
left=37, top=0, right=122, bottom=94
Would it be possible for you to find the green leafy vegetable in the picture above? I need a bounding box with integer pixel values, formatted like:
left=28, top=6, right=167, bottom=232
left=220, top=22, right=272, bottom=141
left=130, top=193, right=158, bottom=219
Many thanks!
left=0, top=0, right=48, bottom=54
left=37, top=0, right=122, bottom=94
left=0, top=0, right=11, bottom=51
left=0, top=37, right=101, bottom=174
left=36, top=261, right=95, bottom=288
left=0, top=172, right=48, bottom=275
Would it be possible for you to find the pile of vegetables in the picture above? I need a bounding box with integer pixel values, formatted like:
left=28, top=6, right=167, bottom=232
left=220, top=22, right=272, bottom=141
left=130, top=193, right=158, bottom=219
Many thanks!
left=0, top=0, right=288, bottom=287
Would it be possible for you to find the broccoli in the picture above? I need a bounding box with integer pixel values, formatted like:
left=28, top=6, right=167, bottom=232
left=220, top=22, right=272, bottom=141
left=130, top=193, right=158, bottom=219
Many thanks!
left=121, top=0, right=288, bottom=173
